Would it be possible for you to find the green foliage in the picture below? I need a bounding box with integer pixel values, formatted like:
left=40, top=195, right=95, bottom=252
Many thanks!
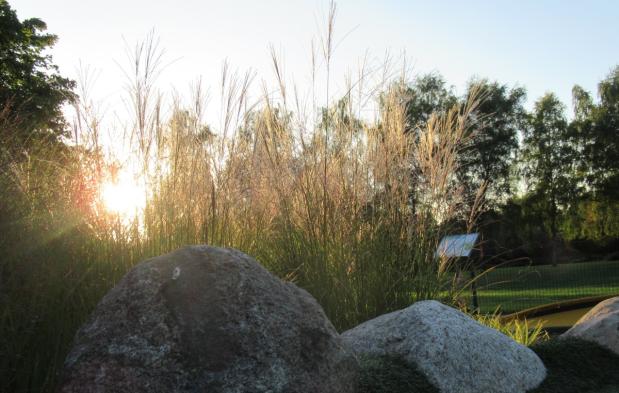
left=497, top=68, right=619, bottom=259
left=460, top=79, right=526, bottom=203
left=521, top=93, right=577, bottom=240
left=357, top=355, right=439, bottom=393
left=398, top=74, right=527, bottom=208
left=562, top=197, right=619, bottom=241
left=396, top=68, right=619, bottom=261
left=570, top=67, right=619, bottom=199
left=587, top=67, right=619, bottom=198
left=472, top=312, right=548, bottom=346
left=529, top=338, right=619, bottom=393
left=0, top=5, right=106, bottom=387
left=401, top=72, right=458, bottom=132
left=545, top=67, right=619, bottom=255
left=0, top=0, right=75, bottom=147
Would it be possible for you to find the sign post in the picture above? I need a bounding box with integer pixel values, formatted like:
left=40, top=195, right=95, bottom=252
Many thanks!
left=436, top=233, right=481, bottom=312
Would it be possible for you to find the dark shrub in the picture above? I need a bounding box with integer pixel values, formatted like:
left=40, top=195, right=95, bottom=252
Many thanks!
left=529, top=337, right=619, bottom=393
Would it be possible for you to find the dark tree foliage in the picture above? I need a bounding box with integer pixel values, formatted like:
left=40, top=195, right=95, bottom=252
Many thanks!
left=402, top=73, right=458, bottom=133
left=391, top=74, right=458, bottom=218
left=400, top=75, right=526, bottom=202
left=460, top=79, right=526, bottom=203
left=521, top=93, right=577, bottom=245
left=576, top=67, right=619, bottom=198
left=558, top=67, right=619, bottom=250
left=0, top=0, right=75, bottom=146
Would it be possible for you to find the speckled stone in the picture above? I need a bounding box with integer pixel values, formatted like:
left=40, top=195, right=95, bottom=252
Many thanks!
left=562, top=296, right=619, bottom=355
left=341, top=300, right=546, bottom=393
left=60, top=246, right=358, bottom=393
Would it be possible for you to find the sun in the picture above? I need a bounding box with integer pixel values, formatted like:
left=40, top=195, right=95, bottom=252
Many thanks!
left=100, top=172, right=147, bottom=217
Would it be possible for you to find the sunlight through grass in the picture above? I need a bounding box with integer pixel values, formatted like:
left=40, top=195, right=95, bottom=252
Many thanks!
left=100, top=172, right=147, bottom=218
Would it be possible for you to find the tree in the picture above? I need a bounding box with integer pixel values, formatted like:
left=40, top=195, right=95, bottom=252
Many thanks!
left=521, top=93, right=577, bottom=262
left=0, top=0, right=75, bottom=147
left=387, top=74, right=457, bottom=217
left=0, top=1, right=78, bottom=269
left=568, top=85, right=595, bottom=194
left=571, top=85, right=594, bottom=121
left=583, top=67, right=619, bottom=198
left=561, top=68, right=619, bottom=252
left=460, top=79, right=526, bottom=203
left=402, top=73, right=458, bottom=133
left=400, top=75, right=526, bottom=204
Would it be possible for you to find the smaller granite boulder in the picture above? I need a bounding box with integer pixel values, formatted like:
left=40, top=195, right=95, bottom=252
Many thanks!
left=562, top=296, right=619, bottom=355
left=342, top=300, right=546, bottom=393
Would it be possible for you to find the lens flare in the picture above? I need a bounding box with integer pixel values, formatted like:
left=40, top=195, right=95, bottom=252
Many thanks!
left=100, top=173, right=146, bottom=217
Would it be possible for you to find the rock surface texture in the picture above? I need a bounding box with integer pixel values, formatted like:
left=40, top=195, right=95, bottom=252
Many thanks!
left=562, top=296, right=619, bottom=355
left=60, top=245, right=358, bottom=393
left=341, top=300, right=546, bottom=393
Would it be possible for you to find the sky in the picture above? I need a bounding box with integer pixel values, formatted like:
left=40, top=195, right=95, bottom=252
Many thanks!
left=11, top=0, right=619, bottom=124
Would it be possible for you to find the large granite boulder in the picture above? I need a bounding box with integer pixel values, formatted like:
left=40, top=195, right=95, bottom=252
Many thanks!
left=60, top=246, right=358, bottom=393
left=562, top=296, right=619, bottom=355
left=341, top=300, right=546, bottom=393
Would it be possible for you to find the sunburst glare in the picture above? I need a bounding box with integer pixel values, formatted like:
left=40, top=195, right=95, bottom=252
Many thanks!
left=100, top=172, right=147, bottom=218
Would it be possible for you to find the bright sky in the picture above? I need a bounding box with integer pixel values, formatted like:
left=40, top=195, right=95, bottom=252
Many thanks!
left=12, top=0, right=619, bottom=122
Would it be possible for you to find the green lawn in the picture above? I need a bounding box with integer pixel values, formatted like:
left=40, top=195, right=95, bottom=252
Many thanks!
left=468, top=260, right=619, bottom=314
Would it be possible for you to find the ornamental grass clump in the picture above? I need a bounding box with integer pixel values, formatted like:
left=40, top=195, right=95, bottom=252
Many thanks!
left=473, top=311, right=548, bottom=346
left=0, top=8, right=488, bottom=392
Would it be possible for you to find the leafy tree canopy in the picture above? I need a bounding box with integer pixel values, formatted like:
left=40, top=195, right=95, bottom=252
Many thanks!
left=402, top=73, right=458, bottom=133
left=521, top=93, right=577, bottom=239
left=0, top=0, right=75, bottom=146
left=460, top=79, right=526, bottom=202
left=583, top=67, right=619, bottom=197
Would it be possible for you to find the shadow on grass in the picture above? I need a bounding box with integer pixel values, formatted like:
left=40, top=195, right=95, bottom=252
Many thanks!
left=529, top=337, right=619, bottom=393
